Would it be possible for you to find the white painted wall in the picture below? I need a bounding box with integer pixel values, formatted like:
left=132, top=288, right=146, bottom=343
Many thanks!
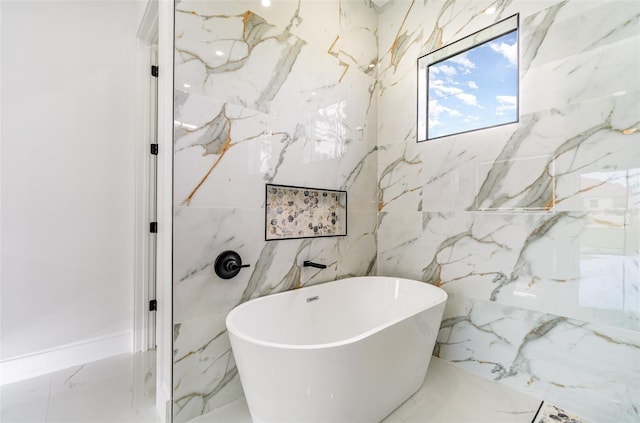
left=1, top=0, right=143, bottom=377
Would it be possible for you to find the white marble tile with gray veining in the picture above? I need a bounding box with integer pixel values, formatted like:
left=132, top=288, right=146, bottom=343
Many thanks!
left=377, top=211, right=424, bottom=280
left=171, top=1, right=640, bottom=422
left=337, top=211, right=378, bottom=278
left=436, top=294, right=640, bottom=423
left=175, top=7, right=306, bottom=112
left=173, top=207, right=267, bottom=324
left=421, top=211, right=542, bottom=298
left=332, top=0, right=378, bottom=75
left=172, top=316, right=243, bottom=423
left=376, top=0, right=424, bottom=147
left=175, top=6, right=377, bottom=125
left=420, top=124, right=514, bottom=212
left=378, top=141, right=423, bottom=211
left=521, top=1, right=640, bottom=75
left=521, top=38, right=640, bottom=115
left=420, top=209, right=639, bottom=331
left=465, top=92, right=640, bottom=213
left=339, top=136, right=378, bottom=211
left=551, top=92, right=639, bottom=212
left=0, top=353, right=160, bottom=423
left=174, top=93, right=377, bottom=210
left=174, top=69, right=377, bottom=209
left=174, top=94, right=301, bottom=208
left=177, top=0, right=378, bottom=74
left=519, top=2, right=640, bottom=114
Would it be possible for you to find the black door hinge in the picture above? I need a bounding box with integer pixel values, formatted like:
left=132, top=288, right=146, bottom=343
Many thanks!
left=150, top=143, right=158, bottom=155
left=150, top=222, right=158, bottom=233
left=151, top=65, right=159, bottom=77
left=149, top=299, right=157, bottom=311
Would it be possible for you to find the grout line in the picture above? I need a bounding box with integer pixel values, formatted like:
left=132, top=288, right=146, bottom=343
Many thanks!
left=44, top=375, right=53, bottom=423
left=531, top=400, right=544, bottom=423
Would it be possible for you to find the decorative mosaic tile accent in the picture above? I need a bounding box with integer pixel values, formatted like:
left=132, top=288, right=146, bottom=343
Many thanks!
left=265, top=184, right=347, bottom=240
left=536, top=403, right=589, bottom=423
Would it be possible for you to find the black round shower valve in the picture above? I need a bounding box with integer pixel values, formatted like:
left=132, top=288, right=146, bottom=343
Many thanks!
left=214, top=250, right=250, bottom=279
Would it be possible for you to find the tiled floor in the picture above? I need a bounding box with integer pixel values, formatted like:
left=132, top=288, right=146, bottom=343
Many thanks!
left=0, top=351, right=159, bottom=423
left=3, top=352, right=587, bottom=423
left=193, top=357, right=543, bottom=423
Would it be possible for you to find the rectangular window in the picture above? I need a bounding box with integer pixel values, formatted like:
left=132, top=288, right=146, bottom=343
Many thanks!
left=418, top=14, right=519, bottom=141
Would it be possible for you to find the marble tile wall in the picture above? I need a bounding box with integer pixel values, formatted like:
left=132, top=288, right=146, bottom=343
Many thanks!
left=173, top=0, right=638, bottom=422
left=172, top=1, right=378, bottom=421
left=377, top=0, right=639, bottom=421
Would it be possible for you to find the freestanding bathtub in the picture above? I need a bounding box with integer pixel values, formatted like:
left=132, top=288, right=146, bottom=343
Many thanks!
left=225, top=276, right=448, bottom=423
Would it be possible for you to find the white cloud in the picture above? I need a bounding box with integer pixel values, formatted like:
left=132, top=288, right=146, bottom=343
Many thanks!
left=448, top=53, right=475, bottom=69
left=496, top=95, right=517, bottom=112
left=438, top=64, right=457, bottom=76
left=430, top=77, right=444, bottom=87
left=429, top=99, right=463, bottom=119
left=496, top=95, right=517, bottom=105
left=432, top=85, right=482, bottom=108
left=428, top=100, right=442, bottom=128
left=435, top=85, right=463, bottom=96
left=490, top=41, right=517, bottom=66
left=468, top=81, right=479, bottom=90
left=456, top=92, right=479, bottom=107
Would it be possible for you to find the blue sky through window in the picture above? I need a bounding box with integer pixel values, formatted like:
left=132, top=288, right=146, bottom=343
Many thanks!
left=427, top=30, right=518, bottom=139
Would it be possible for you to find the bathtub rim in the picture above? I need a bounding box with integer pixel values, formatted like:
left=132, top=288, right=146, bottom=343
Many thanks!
left=225, top=276, right=447, bottom=351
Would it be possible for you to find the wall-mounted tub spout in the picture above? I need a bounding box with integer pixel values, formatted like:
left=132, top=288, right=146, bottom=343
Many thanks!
left=303, top=260, right=327, bottom=269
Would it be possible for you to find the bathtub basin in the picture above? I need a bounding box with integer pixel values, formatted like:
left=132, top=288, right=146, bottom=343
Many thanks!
left=225, top=276, right=447, bottom=423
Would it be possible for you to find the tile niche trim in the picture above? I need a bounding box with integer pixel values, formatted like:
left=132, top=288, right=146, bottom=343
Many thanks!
left=265, top=184, right=347, bottom=241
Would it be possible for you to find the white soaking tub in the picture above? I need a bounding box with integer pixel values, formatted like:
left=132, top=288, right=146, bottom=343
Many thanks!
left=225, top=276, right=448, bottom=423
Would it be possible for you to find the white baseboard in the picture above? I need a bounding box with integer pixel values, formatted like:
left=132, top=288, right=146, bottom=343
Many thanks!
left=0, top=331, right=132, bottom=386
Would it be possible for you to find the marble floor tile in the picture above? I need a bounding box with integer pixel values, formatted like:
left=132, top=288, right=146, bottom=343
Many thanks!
left=0, top=351, right=159, bottom=423
left=381, top=357, right=541, bottom=423
left=4, top=352, right=587, bottom=423
left=189, top=398, right=252, bottom=423
left=192, top=356, right=542, bottom=423
left=0, top=372, right=51, bottom=423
